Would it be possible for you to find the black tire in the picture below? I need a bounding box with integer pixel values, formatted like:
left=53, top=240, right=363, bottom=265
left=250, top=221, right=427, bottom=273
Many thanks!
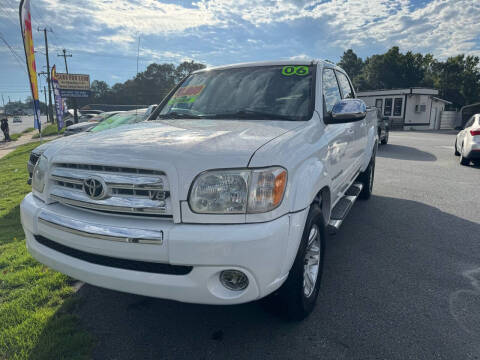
left=460, top=145, right=470, bottom=166
left=381, top=130, right=389, bottom=145
left=268, top=204, right=326, bottom=321
left=358, top=150, right=376, bottom=200
left=454, top=140, right=460, bottom=156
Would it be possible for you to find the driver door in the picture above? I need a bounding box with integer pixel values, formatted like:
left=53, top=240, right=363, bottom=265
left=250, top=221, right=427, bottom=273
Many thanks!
left=322, top=68, right=355, bottom=204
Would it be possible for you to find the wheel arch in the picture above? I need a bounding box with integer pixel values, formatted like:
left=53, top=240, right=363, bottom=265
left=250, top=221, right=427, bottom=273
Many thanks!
left=313, top=186, right=331, bottom=225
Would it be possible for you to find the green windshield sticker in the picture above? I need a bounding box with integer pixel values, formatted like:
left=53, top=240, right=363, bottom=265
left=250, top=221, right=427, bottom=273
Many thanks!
left=168, top=95, right=198, bottom=105
left=282, top=65, right=309, bottom=76
left=168, top=85, right=205, bottom=105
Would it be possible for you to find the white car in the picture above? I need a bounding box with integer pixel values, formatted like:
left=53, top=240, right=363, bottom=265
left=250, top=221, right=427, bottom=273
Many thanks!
left=455, top=114, right=480, bottom=165
left=21, top=60, right=377, bottom=320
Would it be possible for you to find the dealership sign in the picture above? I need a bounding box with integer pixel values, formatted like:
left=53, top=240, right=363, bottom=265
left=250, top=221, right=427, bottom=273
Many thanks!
left=56, top=73, right=90, bottom=98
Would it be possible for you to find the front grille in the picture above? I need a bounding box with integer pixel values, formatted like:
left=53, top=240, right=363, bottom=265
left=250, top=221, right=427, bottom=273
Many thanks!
left=35, top=235, right=192, bottom=275
left=48, top=163, right=171, bottom=216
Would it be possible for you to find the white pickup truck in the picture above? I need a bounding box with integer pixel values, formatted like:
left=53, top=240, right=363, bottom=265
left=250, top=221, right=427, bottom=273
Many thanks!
left=21, top=60, right=377, bottom=320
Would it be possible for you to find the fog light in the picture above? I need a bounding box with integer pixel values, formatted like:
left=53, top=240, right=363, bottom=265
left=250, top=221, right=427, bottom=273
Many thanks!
left=219, top=270, right=249, bottom=291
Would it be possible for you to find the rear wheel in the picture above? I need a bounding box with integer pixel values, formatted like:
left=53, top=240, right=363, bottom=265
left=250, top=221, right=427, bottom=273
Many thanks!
left=269, top=204, right=325, bottom=321
left=454, top=140, right=460, bottom=156
left=460, top=145, right=470, bottom=166
left=381, top=130, right=389, bottom=145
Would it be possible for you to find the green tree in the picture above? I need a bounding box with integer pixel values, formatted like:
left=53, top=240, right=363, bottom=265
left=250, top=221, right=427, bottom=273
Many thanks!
left=338, top=49, right=364, bottom=86
left=90, top=80, right=110, bottom=100
left=175, top=60, right=206, bottom=82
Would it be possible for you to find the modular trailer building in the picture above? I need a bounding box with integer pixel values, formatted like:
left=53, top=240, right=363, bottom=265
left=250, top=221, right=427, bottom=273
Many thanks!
left=357, top=88, right=451, bottom=130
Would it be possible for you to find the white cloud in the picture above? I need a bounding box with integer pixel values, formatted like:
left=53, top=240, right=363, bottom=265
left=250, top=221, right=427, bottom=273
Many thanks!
left=40, top=0, right=222, bottom=35
left=199, top=0, right=480, bottom=58
left=10, top=0, right=480, bottom=60
left=289, top=54, right=313, bottom=61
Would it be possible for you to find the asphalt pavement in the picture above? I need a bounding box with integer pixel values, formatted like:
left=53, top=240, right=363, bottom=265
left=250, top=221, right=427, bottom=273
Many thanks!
left=3, top=115, right=47, bottom=135
left=70, top=131, right=480, bottom=359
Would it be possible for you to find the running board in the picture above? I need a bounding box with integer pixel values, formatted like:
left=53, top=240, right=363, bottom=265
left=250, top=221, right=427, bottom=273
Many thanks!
left=328, top=182, right=363, bottom=234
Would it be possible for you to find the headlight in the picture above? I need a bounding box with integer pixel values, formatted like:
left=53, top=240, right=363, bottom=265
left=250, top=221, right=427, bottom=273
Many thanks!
left=189, top=167, right=287, bottom=214
left=32, top=155, right=48, bottom=193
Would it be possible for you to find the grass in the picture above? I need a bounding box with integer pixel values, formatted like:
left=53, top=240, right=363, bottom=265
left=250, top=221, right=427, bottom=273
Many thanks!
left=0, top=142, right=92, bottom=360
left=10, top=133, right=23, bottom=141
left=22, top=128, right=35, bottom=134
left=6, top=128, right=35, bottom=142
left=32, top=123, right=64, bottom=139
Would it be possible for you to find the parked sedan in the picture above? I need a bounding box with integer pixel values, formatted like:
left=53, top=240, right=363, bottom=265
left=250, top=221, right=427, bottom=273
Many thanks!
left=63, top=111, right=121, bottom=136
left=89, top=109, right=147, bottom=133
left=455, top=113, right=480, bottom=165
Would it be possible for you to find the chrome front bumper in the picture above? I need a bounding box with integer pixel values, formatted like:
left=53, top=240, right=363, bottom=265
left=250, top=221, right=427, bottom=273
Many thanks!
left=20, top=192, right=308, bottom=304
left=38, top=211, right=164, bottom=245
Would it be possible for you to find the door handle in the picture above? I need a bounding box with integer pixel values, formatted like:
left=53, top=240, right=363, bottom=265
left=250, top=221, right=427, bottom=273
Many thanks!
left=346, top=128, right=354, bottom=134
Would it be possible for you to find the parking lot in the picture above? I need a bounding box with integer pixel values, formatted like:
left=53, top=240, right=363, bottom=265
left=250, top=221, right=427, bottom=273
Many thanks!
left=60, top=131, right=480, bottom=360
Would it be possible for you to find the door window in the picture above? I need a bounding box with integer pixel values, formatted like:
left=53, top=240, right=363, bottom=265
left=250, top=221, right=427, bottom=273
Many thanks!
left=393, top=98, right=403, bottom=116
left=335, top=71, right=355, bottom=99
left=384, top=98, right=392, bottom=116
left=322, top=69, right=342, bottom=113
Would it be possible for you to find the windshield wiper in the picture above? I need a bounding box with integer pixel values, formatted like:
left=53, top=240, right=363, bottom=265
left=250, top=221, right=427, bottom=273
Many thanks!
left=157, top=111, right=203, bottom=119
left=206, top=109, right=297, bottom=121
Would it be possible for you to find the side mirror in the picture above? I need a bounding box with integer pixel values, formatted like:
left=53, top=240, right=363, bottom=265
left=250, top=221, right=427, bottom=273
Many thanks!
left=326, top=99, right=367, bottom=124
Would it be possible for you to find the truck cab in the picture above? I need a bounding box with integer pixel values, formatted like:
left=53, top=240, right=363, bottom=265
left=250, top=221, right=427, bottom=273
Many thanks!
left=21, top=60, right=377, bottom=320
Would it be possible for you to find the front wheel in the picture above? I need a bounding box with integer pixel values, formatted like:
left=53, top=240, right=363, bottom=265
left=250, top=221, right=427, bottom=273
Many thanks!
left=270, top=204, right=325, bottom=320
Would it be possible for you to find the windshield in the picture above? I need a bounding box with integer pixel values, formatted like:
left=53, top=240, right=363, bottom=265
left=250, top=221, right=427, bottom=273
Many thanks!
left=157, top=65, right=315, bottom=121
left=89, top=112, right=145, bottom=133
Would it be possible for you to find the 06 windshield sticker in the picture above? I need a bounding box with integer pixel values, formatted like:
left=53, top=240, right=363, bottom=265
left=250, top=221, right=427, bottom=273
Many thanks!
left=282, top=66, right=309, bottom=76
left=168, top=85, right=205, bottom=105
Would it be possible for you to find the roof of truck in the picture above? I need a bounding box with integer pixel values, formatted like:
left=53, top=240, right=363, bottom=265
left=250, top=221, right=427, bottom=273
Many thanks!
left=193, top=59, right=338, bottom=73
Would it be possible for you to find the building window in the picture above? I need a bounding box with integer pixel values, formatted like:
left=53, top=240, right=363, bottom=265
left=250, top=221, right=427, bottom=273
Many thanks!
left=384, top=98, right=392, bottom=116
left=415, top=104, right=426, bottom=112
left=393, top=98, right=403, bottom=116
left=375, top=99, right=383, bottom=112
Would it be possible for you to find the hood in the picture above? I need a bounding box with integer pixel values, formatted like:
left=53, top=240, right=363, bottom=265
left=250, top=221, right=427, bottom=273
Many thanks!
left=46, top=119, right=303, bottom=199
left=65, top=122, right=97, bottom=131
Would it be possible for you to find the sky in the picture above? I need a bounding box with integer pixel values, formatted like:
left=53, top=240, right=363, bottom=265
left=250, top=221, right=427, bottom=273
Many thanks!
left=1, top=0, right=480, bottom=103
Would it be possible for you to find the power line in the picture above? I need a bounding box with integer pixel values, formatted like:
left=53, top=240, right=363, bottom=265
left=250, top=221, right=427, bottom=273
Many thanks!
left=0, top=32, right=28, bottom=75
left=0, top=31, right=24, bottom=63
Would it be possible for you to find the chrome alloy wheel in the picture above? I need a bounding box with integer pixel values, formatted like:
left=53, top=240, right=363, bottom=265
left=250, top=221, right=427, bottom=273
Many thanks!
left=303, top=224, right=321, bottom=298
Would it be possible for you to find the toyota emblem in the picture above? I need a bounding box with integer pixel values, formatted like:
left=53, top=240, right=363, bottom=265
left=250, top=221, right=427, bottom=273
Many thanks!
left=83, top=177, right=107, bottom=200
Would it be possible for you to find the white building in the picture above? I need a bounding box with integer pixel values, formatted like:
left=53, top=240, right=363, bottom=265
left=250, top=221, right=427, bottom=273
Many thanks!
left=357, top=88, right=451, bottom=130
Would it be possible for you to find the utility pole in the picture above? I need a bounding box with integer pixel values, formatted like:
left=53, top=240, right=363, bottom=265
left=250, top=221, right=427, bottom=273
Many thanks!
left=42, top=87, right=47, bottom=115
left=58, top=49, right=78, bottom=123
left=1, top=94, right=6, bottom=116
left=37, top=27, right=54, bottom=124
left=38, top=71, right=48, bottom=117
